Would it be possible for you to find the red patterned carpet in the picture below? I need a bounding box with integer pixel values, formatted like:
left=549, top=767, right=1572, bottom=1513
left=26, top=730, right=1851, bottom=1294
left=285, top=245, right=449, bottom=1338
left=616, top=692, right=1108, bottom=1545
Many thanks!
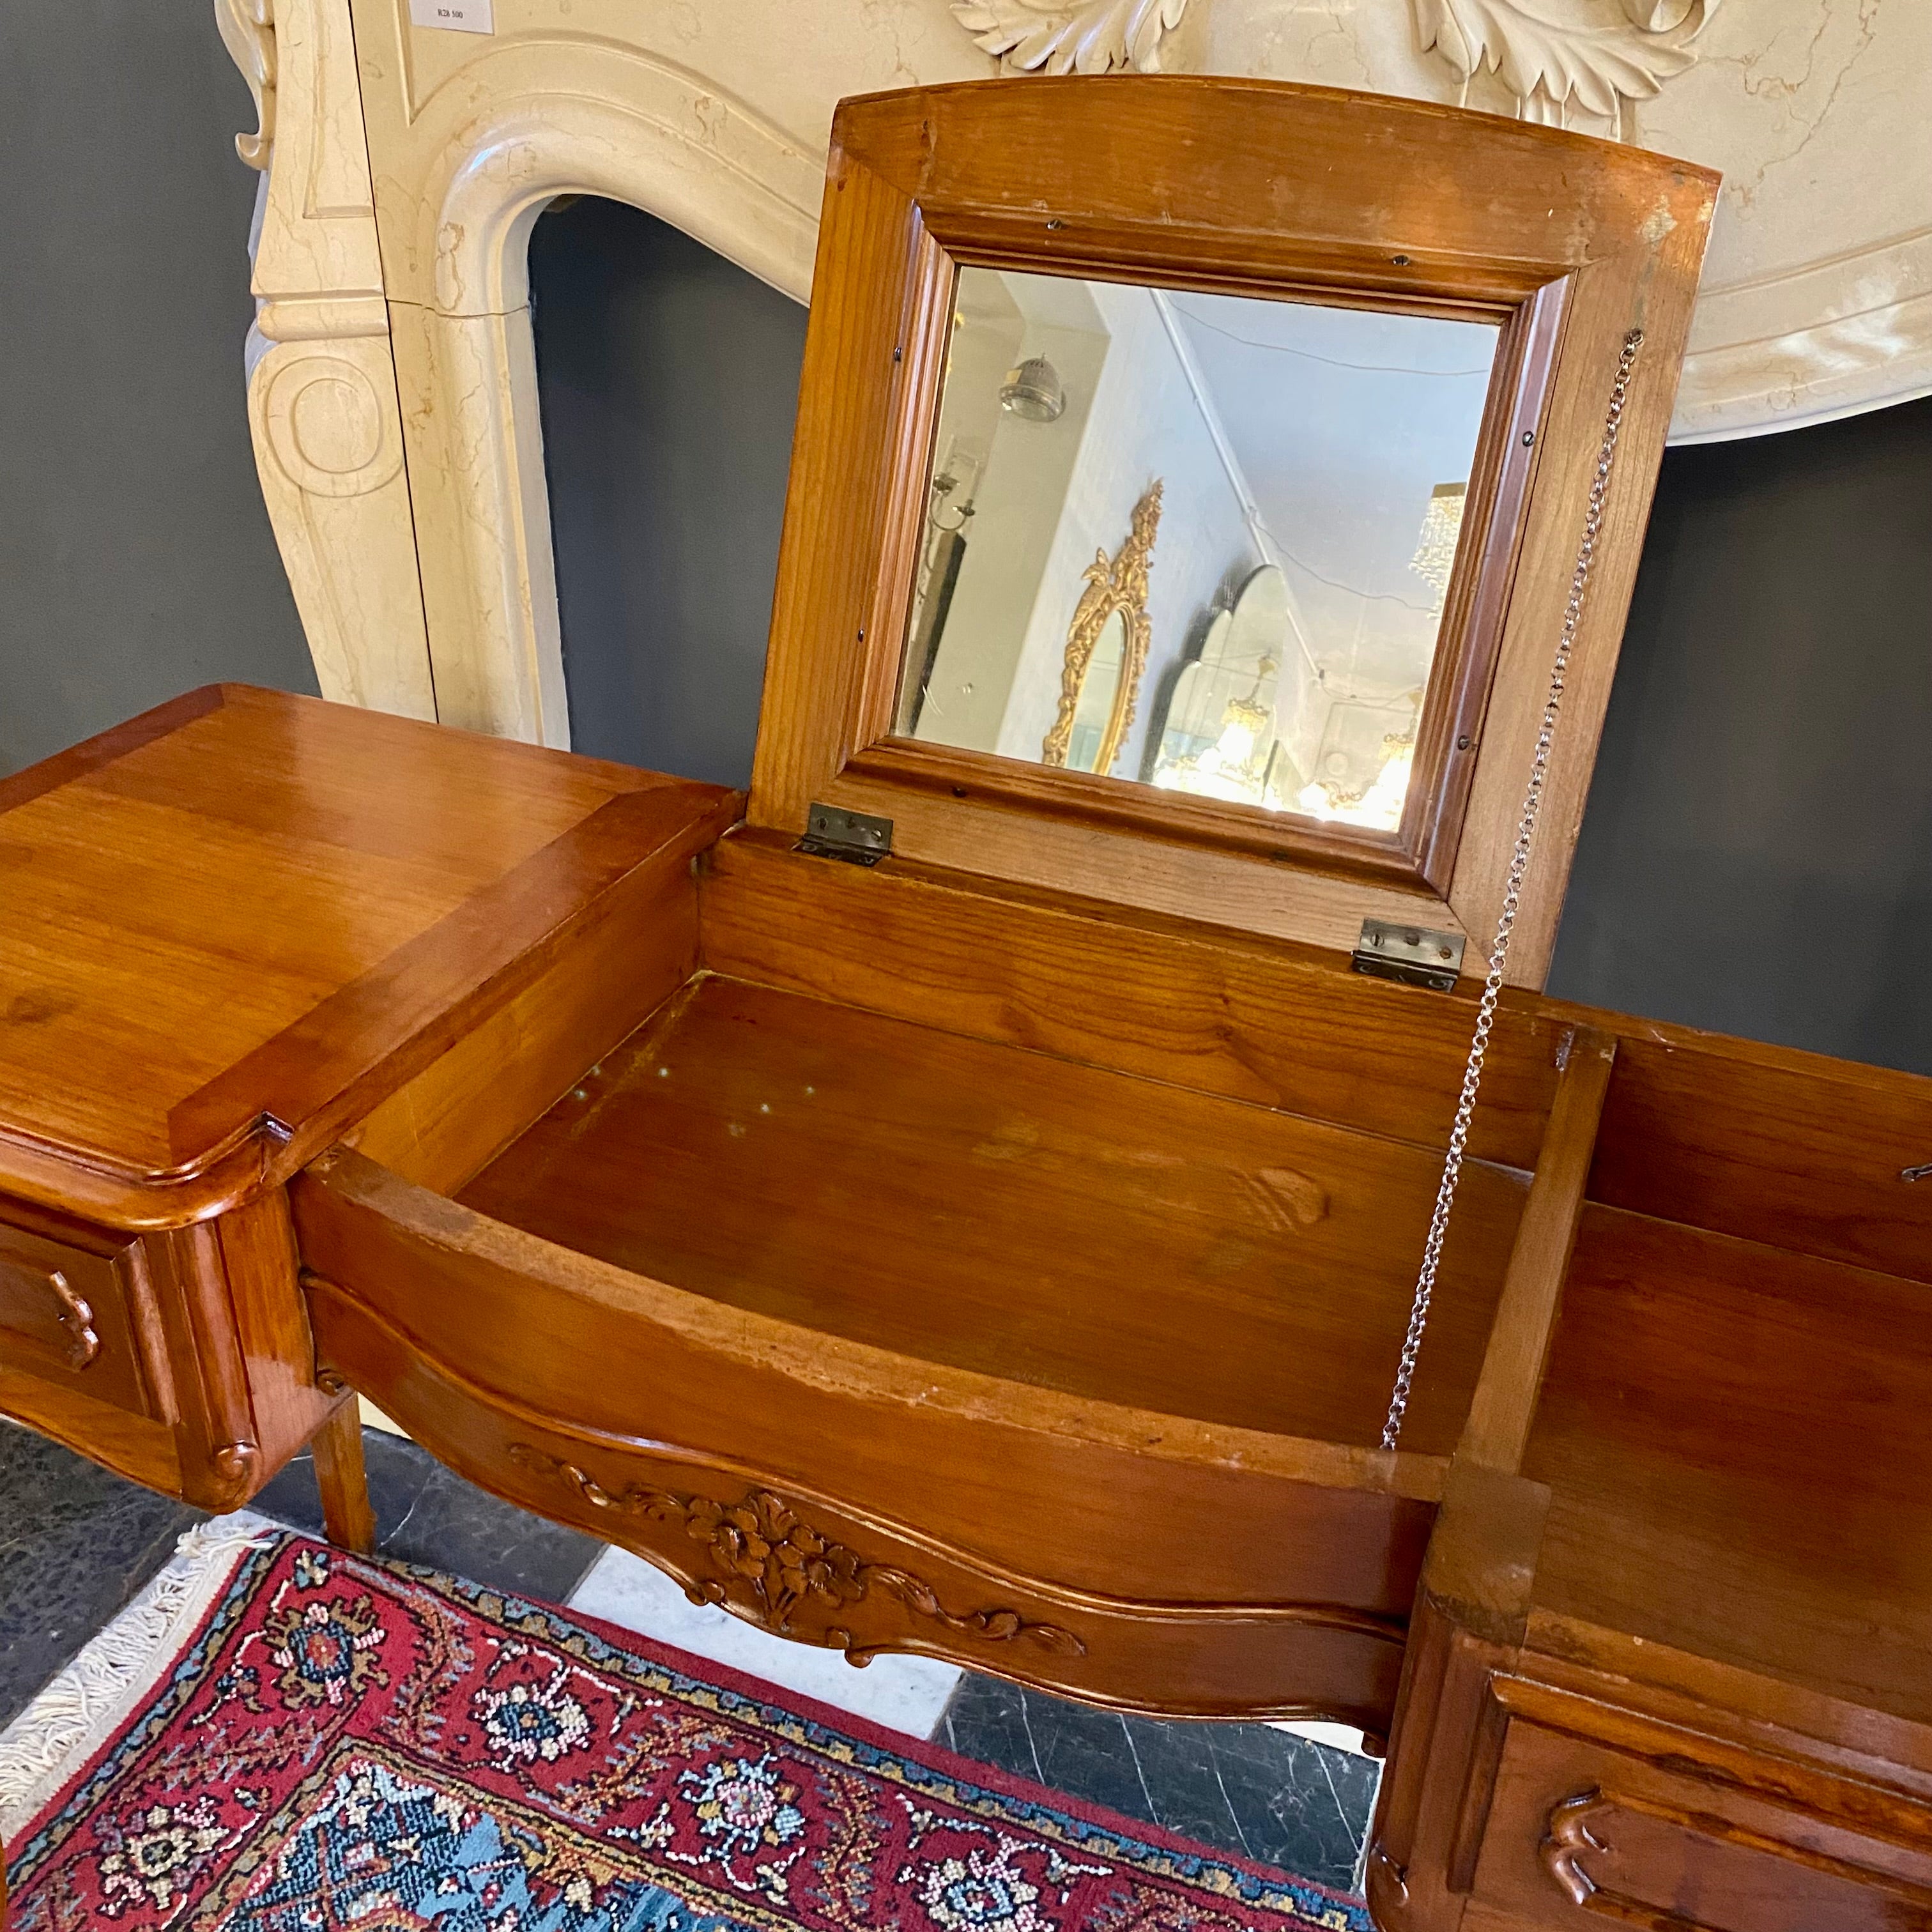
left=1, top=1529, right=1369, bottom=1931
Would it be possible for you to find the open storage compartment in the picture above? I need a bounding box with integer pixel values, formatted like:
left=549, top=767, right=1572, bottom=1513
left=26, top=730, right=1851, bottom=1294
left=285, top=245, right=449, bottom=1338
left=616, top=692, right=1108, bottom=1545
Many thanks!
left=284, top=785, right=1932, bottom=1752
left=453, top=971, right=1526, bottom=1459
left=286, top=806, right=1671, bottom=1742
left=293, top=832, right=1574, bottom=1735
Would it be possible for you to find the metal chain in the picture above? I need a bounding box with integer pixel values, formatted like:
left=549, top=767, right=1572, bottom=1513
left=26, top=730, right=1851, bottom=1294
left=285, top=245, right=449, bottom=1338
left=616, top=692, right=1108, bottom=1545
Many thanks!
left=1380, top=326, right=1646, bottom=1453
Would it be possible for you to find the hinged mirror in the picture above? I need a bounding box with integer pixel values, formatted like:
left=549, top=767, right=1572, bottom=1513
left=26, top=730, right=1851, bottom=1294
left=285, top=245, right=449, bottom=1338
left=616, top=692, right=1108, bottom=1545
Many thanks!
left=749, top=79, right=1716, bottom=985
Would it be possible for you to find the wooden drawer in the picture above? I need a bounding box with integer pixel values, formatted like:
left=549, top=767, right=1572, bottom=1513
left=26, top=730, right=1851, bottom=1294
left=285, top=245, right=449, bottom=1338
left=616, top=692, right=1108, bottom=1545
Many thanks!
left=0, top=1211, right=158, bottom=1418
left=1471, top=1697, right=1932, bottom=1931
left=292, top=1142, right=1434, bottom=1729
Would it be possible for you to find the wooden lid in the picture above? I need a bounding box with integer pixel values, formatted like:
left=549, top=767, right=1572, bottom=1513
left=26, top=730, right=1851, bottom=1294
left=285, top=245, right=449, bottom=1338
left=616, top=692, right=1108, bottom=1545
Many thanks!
left=0, top=686, right=735, bottom=1227
left=749, top=78, right=1717, bottom=987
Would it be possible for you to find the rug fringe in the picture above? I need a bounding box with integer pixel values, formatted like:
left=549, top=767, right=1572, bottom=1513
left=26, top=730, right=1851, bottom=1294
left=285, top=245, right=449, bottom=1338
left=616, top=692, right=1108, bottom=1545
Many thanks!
left=0, top=1511, right=280, bottom=1841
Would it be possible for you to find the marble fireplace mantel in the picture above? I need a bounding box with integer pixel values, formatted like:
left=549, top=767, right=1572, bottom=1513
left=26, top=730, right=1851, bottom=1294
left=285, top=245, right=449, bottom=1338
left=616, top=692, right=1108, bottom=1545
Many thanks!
left=217, top=0, right=1931, bottom=741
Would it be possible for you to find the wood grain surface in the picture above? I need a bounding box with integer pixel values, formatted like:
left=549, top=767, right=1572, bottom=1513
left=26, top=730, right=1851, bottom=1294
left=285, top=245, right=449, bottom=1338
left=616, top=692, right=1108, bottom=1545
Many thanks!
left=701, top=829, right=1568, bottom=1167
left=706, top=834, right=1932, bottom=1287
left=459, top=973, right=1529, bottom=1457
left=0, top=684, right=735, bottom=1225
left=1457, top=1027, right=1616, bottom=1475
left=1526, top=1204, right=1932, bottom=1729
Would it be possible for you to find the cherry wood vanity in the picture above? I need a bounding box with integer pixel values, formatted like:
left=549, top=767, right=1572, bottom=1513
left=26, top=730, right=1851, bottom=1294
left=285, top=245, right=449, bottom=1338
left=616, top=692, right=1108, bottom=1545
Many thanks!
left=1, top=76, right=1928, bottom=1932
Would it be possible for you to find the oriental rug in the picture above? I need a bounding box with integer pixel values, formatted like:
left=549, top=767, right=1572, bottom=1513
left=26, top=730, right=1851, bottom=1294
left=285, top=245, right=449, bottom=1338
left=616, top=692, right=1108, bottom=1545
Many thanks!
left=0, top=1519, right=1370, bottom=1932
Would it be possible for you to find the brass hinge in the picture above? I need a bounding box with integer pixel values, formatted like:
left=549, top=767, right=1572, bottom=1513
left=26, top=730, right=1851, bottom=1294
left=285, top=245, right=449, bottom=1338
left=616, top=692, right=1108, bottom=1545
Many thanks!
left=796, top=802, right=893, bottom=866
left=1351, top=917, right=1466, bottom=992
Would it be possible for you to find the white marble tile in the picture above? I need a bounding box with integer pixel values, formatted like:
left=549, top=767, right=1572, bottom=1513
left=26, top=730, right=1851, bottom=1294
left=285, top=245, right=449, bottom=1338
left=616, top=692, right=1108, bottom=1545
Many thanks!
left=1269, top=1719, right=1372, bottom=1756
left=564, top=1547, right=962, bottom=1740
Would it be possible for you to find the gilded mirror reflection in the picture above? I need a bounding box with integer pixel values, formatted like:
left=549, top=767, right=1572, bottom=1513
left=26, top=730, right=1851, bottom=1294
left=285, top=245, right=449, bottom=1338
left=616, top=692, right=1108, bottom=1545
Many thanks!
left=1066, top=611, right=1126, bottom=774
left=898, top=268, right=1499, bottom=834
left=1041, top=480, right=1160, bottom=777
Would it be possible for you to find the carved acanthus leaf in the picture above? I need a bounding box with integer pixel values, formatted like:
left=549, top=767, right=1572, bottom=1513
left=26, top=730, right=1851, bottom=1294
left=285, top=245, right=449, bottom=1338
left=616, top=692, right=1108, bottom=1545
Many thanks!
left=1618, top=0, right=1706, bottom=29
left=213, top=0, right=277, bottom=169
left=1412, top=0, right=1723, bottom=125
left=507, top=1448, right=1086, bottom=1660
left=950, top=0, right=1189, bottom=75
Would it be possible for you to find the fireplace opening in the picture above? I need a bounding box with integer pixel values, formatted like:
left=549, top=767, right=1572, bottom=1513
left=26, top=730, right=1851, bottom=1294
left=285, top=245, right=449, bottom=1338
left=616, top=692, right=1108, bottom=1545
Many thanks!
left=530, top=196, right=808, bottom=786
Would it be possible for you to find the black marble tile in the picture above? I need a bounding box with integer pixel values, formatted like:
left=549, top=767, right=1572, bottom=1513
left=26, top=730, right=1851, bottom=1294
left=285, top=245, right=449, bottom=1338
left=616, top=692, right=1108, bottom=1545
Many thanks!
left=380, top=1458, right=604, bottom=1606
left=1203, top=1719, right=1379, bottom=1890
left=250, top=1426, right=604, bottom=1607
left=940, top=1673, right=1044, bottom=1780
left=946, top=1676, right=1161, bottom=1821
left=0, top=1425, right=202, bottom=1731
left=1026, top=1689, right=1165, bottom=1824
left=1117, top=1712, right=1252, bottom=1851
left=939, top=1671, right=1377, bottom=1897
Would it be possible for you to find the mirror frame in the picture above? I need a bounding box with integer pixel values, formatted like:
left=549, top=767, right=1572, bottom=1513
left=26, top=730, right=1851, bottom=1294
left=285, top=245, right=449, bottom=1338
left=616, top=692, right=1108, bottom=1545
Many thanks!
left=749, top=78, right=1717, bottom=984
left=1041, top=482, right=1160, bottom=778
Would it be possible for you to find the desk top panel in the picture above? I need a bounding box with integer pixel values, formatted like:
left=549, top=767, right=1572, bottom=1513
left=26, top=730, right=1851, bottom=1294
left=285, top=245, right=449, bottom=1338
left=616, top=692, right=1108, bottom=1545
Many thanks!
left=0, top=687, right=735, bottom=1225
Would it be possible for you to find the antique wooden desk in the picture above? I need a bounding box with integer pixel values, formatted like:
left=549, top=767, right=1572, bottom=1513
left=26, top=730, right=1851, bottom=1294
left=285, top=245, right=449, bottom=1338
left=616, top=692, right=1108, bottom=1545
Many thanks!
left=2, top=77, right=1929, bottom=1932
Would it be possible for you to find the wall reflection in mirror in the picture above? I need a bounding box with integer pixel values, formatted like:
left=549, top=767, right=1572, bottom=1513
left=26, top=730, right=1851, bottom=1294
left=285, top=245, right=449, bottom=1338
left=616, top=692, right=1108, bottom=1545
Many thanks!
left=898, top=268, right=1498, bottom=834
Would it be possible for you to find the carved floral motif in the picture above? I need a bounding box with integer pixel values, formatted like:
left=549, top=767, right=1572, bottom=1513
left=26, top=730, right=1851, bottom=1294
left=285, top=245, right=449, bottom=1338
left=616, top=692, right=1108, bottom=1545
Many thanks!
left=1412, top=0, right=1726, bottom=128
left=946, top=0, right=1727, bottom=132
left=507, top=1447, right=1085, bottom=1659
left=950, top=0, right=1190, bottom=75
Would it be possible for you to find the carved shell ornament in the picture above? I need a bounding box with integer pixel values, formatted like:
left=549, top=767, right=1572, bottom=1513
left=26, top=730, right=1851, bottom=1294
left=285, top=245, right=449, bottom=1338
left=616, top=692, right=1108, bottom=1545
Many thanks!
left=951, top=0, right=1726, bottom=132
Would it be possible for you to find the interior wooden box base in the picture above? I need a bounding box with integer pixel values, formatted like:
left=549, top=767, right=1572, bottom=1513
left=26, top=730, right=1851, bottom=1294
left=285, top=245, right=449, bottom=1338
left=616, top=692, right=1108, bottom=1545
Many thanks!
left=295, top=848, right=1540, bottom=1734
left=460, top=972, right=1522, bottom=1460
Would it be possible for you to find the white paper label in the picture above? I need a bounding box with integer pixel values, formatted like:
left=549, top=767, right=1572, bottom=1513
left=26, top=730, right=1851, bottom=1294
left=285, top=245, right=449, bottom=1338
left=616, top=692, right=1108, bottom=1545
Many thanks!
left=409, top=0, right=493, bottom=31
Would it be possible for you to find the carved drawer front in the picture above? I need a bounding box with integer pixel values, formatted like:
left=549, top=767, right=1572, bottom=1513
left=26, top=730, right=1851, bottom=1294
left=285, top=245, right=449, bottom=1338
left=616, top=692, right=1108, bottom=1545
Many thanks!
left=1473, top=1706, right=1932, bottom=1932
left=0, top=1215, right=155, bottom=1417
left=295, top=1148, right=1426, bottom=1729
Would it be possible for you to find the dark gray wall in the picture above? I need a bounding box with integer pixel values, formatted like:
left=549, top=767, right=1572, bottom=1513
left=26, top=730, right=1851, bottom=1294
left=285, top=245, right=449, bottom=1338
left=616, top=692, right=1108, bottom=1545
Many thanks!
left=1549, top=395, right=1932, bottom=1077
left=0, top=3, right=318, bottom=778
left=530, top=196, right=808, bottom=788
left=530, top=206, right=1931, bottom=1077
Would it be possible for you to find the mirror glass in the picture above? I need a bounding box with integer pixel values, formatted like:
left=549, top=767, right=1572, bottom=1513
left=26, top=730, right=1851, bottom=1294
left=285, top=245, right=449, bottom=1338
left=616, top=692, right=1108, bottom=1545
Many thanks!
left=1067, top=610, right=1127, bottom=774
left=898, top=268, right=1499, bottom=833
